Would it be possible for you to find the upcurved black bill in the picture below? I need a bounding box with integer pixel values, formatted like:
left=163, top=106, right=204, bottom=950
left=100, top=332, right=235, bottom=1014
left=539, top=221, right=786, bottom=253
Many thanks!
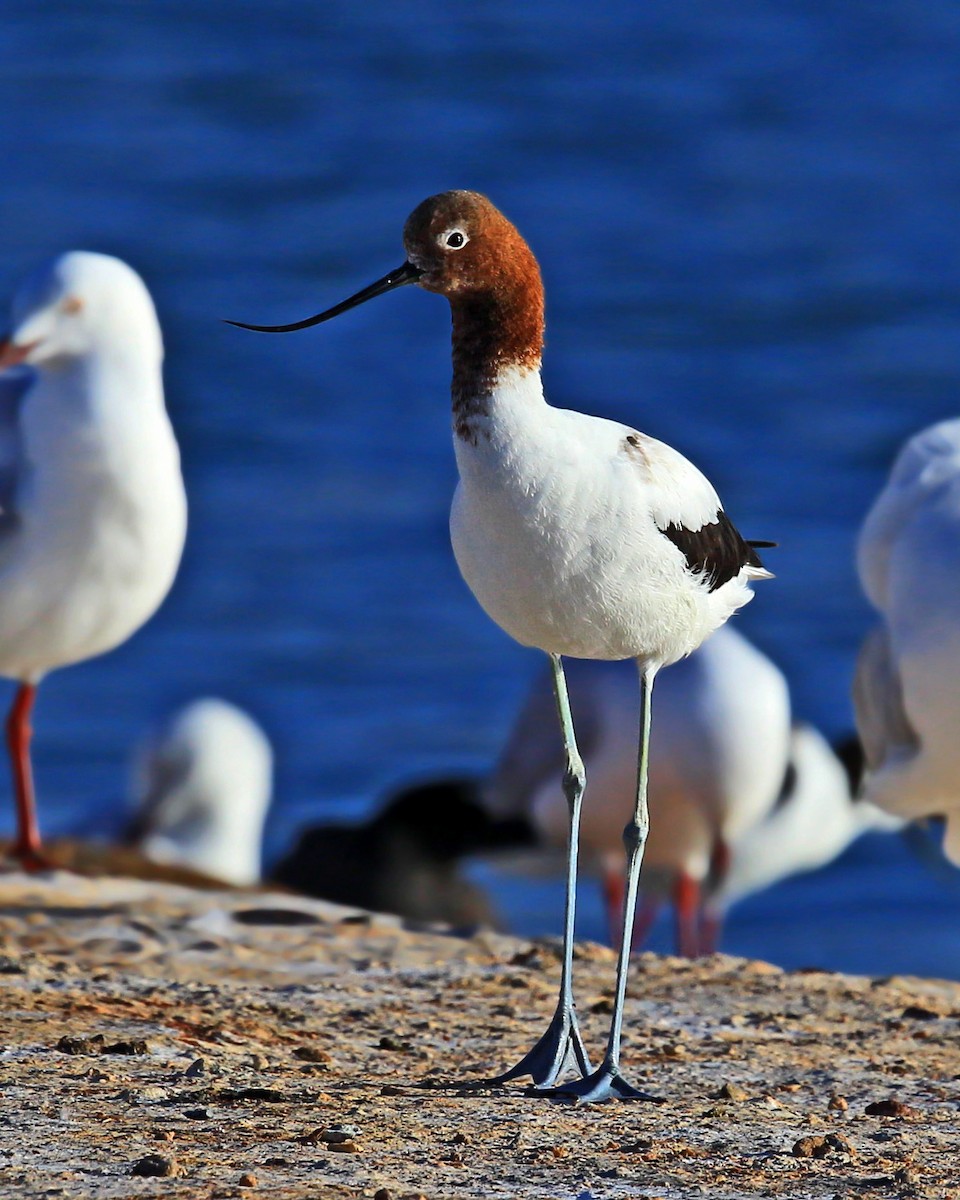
left=225, top=261, right=424, bottom=333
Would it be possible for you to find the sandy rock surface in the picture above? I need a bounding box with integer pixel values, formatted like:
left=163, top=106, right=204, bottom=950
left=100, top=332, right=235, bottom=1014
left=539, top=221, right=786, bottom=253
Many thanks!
left=0, top=871, right=957, bottom=1199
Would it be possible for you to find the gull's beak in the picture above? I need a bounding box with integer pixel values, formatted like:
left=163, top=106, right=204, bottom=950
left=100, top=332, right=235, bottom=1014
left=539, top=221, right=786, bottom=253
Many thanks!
left=0, top=338, right=38, bottom=369
left=225, top=261, right=424, bottom=333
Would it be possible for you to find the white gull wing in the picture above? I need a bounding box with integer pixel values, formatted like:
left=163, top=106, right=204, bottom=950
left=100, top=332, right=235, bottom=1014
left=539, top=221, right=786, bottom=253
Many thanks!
left=712, top=724, right=899, bottom=912
left=852, top=622, right=919, bottom=775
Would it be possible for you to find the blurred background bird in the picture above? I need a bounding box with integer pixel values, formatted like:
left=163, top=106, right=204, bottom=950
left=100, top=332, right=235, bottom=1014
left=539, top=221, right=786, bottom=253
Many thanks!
left=0, top=252, right=186, bottom=869
left=854, top=419, right=960, bottom=864
left=701, top=724, right=903, bottom=949
left=127, top=697, right=271, bottom=886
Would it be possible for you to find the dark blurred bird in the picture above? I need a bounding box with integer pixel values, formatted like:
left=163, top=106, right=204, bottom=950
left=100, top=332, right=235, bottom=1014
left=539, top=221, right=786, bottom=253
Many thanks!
left=271, top=779, right=533, bottom=928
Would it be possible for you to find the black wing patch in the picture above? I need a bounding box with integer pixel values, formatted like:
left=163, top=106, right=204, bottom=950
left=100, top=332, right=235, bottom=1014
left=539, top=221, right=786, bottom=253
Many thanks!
left=661, top=510, right=767, bottom=592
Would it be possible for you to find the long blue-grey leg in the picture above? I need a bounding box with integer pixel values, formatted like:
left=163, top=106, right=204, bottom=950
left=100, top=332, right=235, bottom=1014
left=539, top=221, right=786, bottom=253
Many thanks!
left=487, top=652, right=591, bottom=1087
left=551, top=663, right=662, bottom=1104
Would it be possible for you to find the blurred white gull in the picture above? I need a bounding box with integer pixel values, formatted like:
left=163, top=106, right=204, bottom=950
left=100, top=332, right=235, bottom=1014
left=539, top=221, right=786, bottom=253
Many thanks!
left=702, top=723, right=901, bottom=944
left=485, top=623, right=792, bottom=954
left=0, top=252, right=186, bottom=869
left=129, top=698, right=272, bottom=886
left=855, top=418, right=960, bottom=864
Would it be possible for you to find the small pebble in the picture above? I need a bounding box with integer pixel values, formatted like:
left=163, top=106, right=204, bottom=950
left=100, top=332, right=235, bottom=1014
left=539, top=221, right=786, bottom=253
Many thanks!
left=131, top=1153, right=179, bottom=1178
left=184, top=1058, right=205, bottom=1078
left=218, top=1086, right=287, bottom=1103
left=321, top=1125, right=359, bottom=1143
left=294, top=1129, right=325, bottom=1145
left=799, top=1133, right=851, bottom=1159
left=377, top=1035, right=411, bottom=1052
left=238, top=1173, right=257, bottom=1187
left=328, top=1140, right=360, bottom=1154
left=901, top=1005, right=940, bottom=1020
left=293, top=1045, right=332, bottom=1063
left=232, top=907, right=319, bottom=927
left=864, top=1099, right=917, bottom=1118
left=373, top=1190, right=393, bottom=1200
left=56, top=1034, right=104, bottom=1056
left=828, top=1094, right=848, bottom=1111
left=715, top=1082, right=748, bottom=1101
left=103, top=1039, right=148, bottom=1056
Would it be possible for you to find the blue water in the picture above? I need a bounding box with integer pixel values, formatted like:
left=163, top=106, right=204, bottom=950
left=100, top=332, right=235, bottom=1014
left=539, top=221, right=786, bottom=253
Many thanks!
left=2, top=2, right=960, bottom=977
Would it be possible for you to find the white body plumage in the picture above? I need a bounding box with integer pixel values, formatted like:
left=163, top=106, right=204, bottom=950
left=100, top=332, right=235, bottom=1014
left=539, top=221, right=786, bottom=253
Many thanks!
left=0, top=252, right=186, bottom=682
left=133, top=698, right=272, bottom=886
left=451, top=368, right=765, bottom=668
left=855, top=418, right=960, bottom=862
left=711, top=724, right=899, bottom=914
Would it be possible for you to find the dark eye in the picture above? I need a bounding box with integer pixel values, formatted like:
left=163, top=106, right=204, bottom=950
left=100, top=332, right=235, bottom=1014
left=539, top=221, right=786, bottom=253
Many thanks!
left=445, top=230, right=467, bottom=249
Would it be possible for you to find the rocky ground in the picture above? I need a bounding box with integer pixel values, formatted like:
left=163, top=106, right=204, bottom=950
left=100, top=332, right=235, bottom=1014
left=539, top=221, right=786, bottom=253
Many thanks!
left=0, top=863, right=957, bottom=1200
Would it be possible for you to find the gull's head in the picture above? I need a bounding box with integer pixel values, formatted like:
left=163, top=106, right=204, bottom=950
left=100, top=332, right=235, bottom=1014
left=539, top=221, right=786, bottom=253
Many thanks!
left=226, top=189, right=541, bottom=334
left=130, top=698, right=273, bottom=886
left=0, top=251, right=162, bottom=373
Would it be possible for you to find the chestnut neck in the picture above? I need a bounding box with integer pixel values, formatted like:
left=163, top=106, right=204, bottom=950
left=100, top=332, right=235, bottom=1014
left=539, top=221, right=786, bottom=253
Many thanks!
left=449, top=285, right=544, bottom=441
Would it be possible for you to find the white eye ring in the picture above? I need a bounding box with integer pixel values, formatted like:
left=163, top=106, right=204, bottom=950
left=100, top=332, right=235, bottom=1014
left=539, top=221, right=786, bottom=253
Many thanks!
left=443, top=229, right=468, bottom=250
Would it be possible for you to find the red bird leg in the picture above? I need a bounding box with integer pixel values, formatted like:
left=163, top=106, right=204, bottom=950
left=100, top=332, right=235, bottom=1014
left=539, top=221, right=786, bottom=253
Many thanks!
left=630, top=895, right=661, bottom=952
left=699, top=907, right=723, bottom=956
left=673, top=872, right=701, bottom=957
left=602, top=867, right=625, bottom=947
left=6, top=683, right=51, bottom=871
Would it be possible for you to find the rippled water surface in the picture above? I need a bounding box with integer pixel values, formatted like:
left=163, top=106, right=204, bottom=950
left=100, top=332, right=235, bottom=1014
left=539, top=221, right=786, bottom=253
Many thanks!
left=2, top=2, right=960, bottom=976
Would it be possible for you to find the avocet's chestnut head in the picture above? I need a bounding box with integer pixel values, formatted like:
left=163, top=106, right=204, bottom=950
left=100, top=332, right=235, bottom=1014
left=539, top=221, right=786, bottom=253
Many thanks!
left=402, top=190, right=541, bottom=303
left=225, top=190, right=542, bottom=333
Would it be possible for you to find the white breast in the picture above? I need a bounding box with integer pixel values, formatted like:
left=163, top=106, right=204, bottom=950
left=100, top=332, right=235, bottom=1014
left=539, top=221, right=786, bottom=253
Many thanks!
left=450, top=368, right=755, bottom=667
left=0, top=365, right=186, bottom=680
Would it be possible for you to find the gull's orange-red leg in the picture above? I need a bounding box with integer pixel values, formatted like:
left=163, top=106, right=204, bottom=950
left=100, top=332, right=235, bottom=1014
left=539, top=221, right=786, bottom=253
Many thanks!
left=603, top=868, right=661, bottom=952
left=6, top=683, right=51, bottom=871
left=673, top=872, right=701, bottom=958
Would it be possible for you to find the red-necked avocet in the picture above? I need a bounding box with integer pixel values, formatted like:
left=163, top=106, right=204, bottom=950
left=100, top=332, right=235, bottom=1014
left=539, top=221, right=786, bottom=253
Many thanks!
left=229, top=191, right=772, bottom=1104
